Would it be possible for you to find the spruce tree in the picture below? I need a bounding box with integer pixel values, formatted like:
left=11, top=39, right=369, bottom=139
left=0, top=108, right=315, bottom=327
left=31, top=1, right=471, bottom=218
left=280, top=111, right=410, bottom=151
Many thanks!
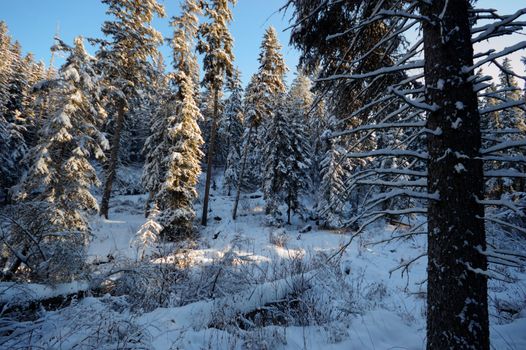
left=197, top=0, right=236, bottom=226
left=97, top=0, right=165, bottom=219
left=0, top=21, right=13, bottom=116
left=0, top=33, right=38, bottom=204
left=288, top=72, right=313, bottom=126
left=481, top=83, right=505, bottom=198
left=221, top=68, right=244, bottom=195
left=289, top=72, right=319, bottom=185
left=232, top=27, right=287, bottom=219
left=486, top=58, right=526, bottom=194
left=4, top=42, right=27, bottom=124
left=250, top=27, right=288, bottom=183
left=143, top=0, right=204, bottom=239
left=317, top=127, right=348, bottom=228
left=12, top=37, right=108, bottom=280
left=262, top=94, right=311, bottom=225
left=142, top=53, right=170, bottom=217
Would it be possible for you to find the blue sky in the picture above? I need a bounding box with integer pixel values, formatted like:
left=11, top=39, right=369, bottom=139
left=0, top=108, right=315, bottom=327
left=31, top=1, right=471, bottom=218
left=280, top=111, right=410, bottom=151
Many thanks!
left=1, top=0, right=525, bottom=87
left=1, top=0, right=299, bottom=86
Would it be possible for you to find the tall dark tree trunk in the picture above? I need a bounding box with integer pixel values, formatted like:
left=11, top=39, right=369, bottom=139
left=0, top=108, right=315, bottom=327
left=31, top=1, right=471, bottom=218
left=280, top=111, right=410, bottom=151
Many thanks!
left=201, top=88, right=219, bottom=226
left=422, top=1, right=489, bottom=349
left=287, top=189, right=291, bottom=225
left=100, top=100, right=126, bottom=219
left=232, top=126, right=254, bottom=220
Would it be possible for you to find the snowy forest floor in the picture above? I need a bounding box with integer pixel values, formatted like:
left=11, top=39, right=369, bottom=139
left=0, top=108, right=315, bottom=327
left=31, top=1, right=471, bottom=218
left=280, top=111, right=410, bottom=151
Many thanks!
left=2, top=173, right=526, bottom=349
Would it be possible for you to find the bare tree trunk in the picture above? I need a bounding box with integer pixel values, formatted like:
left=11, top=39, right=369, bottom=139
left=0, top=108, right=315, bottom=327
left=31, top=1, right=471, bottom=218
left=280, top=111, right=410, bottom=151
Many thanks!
left=422, top=1, right=489, bottom=349
left=201, top=88, right=219, bottom=226
left=1, top=245, right=28, bottom=281
left=232, top=126, right=254, bottom=220
left=100, top=100, right=125, bottom=219
left=287, top=189, right=291, bottom=225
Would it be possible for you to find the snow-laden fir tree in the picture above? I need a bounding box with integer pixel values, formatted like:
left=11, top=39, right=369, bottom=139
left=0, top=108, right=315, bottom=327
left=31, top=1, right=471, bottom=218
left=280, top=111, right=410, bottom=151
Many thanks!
left=141, top=52, right=170, bottom=216
left=0, top=25, right=44, bottom=204
left=496, top=58, right=526, bottom=193
left=262, top=94, right=311, bottom=225
left=238, top=74, right=263, bottom=189
left=97, top=0, right=165, bottom=219
left=0, top=113, right=26, bottom=204
left=232, top=26, right=287, bottom=219
left=480, top=59, right=526, bottom=197
left=119, top=55, right=168, bottom=167
left=3, top=43, right=43, bottom=143
left=288, top=71, right=321, bottom=186
left=248, top=26, right=288, bottom=181
left=481, top=83, right=505, bottom=198
left=143, top=0, right=204, bottom=239
left=3, top=42, right=28, bottom=124
left=199, top=87, right=225, bottom=165
left=197, top=0, right=236, bottom=226
left=221, top=68, right=244, bottom=195
left=0, top=21, right=14, bottom=116
left=309, top=97, right=329, bottom=187
left=498, top=58, right=524, bottom=129
left=288, top=72, right=313, bottom=126
left=317, top=127, right=348, bottom=228
left=229, top=74, right=260, bottom=195
left=133, top=204, right=162, bottom=260
left=0, top=37, right=26, bottom=204
left=216, top=68, right=242, bottom=165
left=11, top=37, right=108, bottom=281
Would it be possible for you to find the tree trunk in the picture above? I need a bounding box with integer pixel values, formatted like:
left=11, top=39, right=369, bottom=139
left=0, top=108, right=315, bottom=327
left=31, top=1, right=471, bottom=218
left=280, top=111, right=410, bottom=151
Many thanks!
left=232, top=126, right=254, bottom=220
left=100, top=100, right=126, bottom=219
left=201, top=88, right=219, bottom=226
left=287, top=189, right=291, bottom=225
left=422, top=1, right=489, bottom=349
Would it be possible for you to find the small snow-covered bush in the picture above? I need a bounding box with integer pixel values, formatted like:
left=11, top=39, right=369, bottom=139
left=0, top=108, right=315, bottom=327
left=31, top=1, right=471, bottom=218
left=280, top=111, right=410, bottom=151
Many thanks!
left=492, top=283, right=526, bottom=325
left=0, top=296, right=149, bottom=349
left=264, top=213, right=284, bottom=227
left=268, top=228, right=288, bottom=248
left=242, top=326, right=287, bottom=350
left=132, top=206, right=162, bottom=260
left=0, top=202, right=88, bottom=283
left=113, top=258, right=188, bottom=312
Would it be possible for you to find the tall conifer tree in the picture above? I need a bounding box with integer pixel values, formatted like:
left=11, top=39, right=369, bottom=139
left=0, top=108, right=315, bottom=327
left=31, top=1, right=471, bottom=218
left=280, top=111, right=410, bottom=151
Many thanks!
left=143, top=0, right=204, bottom=239
left=221, top=68, right=244, bottom=196
left=97, top=0, right=165, bottom=219
left=232, top=26, right=287, bottom=219
left=197, top=0, right=236, bottom=226
left=12, top=38, right=108, bottom=280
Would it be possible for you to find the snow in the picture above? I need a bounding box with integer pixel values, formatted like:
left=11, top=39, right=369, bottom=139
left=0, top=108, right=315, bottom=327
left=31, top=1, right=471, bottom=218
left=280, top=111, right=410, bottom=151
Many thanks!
left=3, top=174, right=523, bottom=349
left=455, top=163, right=466, bottom=173
left=87, top=195, right=149, bottom=263
left=452, top=117, right=463, bottom=129
left=0, top=281, right=90, bottom=307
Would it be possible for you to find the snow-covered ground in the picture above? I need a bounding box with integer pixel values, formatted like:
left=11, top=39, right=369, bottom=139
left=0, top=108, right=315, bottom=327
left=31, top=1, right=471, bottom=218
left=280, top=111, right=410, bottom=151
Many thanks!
left=2, top=179, right=526, bottom=349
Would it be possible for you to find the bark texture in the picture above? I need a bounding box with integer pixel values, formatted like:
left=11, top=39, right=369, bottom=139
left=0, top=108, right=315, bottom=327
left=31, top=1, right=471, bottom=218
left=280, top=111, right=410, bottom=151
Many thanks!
left=201, top=88, right=219, bottom=226
left=100, top=100, right=126, bottom=219
left=422, top=1, right=489, bottom=349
